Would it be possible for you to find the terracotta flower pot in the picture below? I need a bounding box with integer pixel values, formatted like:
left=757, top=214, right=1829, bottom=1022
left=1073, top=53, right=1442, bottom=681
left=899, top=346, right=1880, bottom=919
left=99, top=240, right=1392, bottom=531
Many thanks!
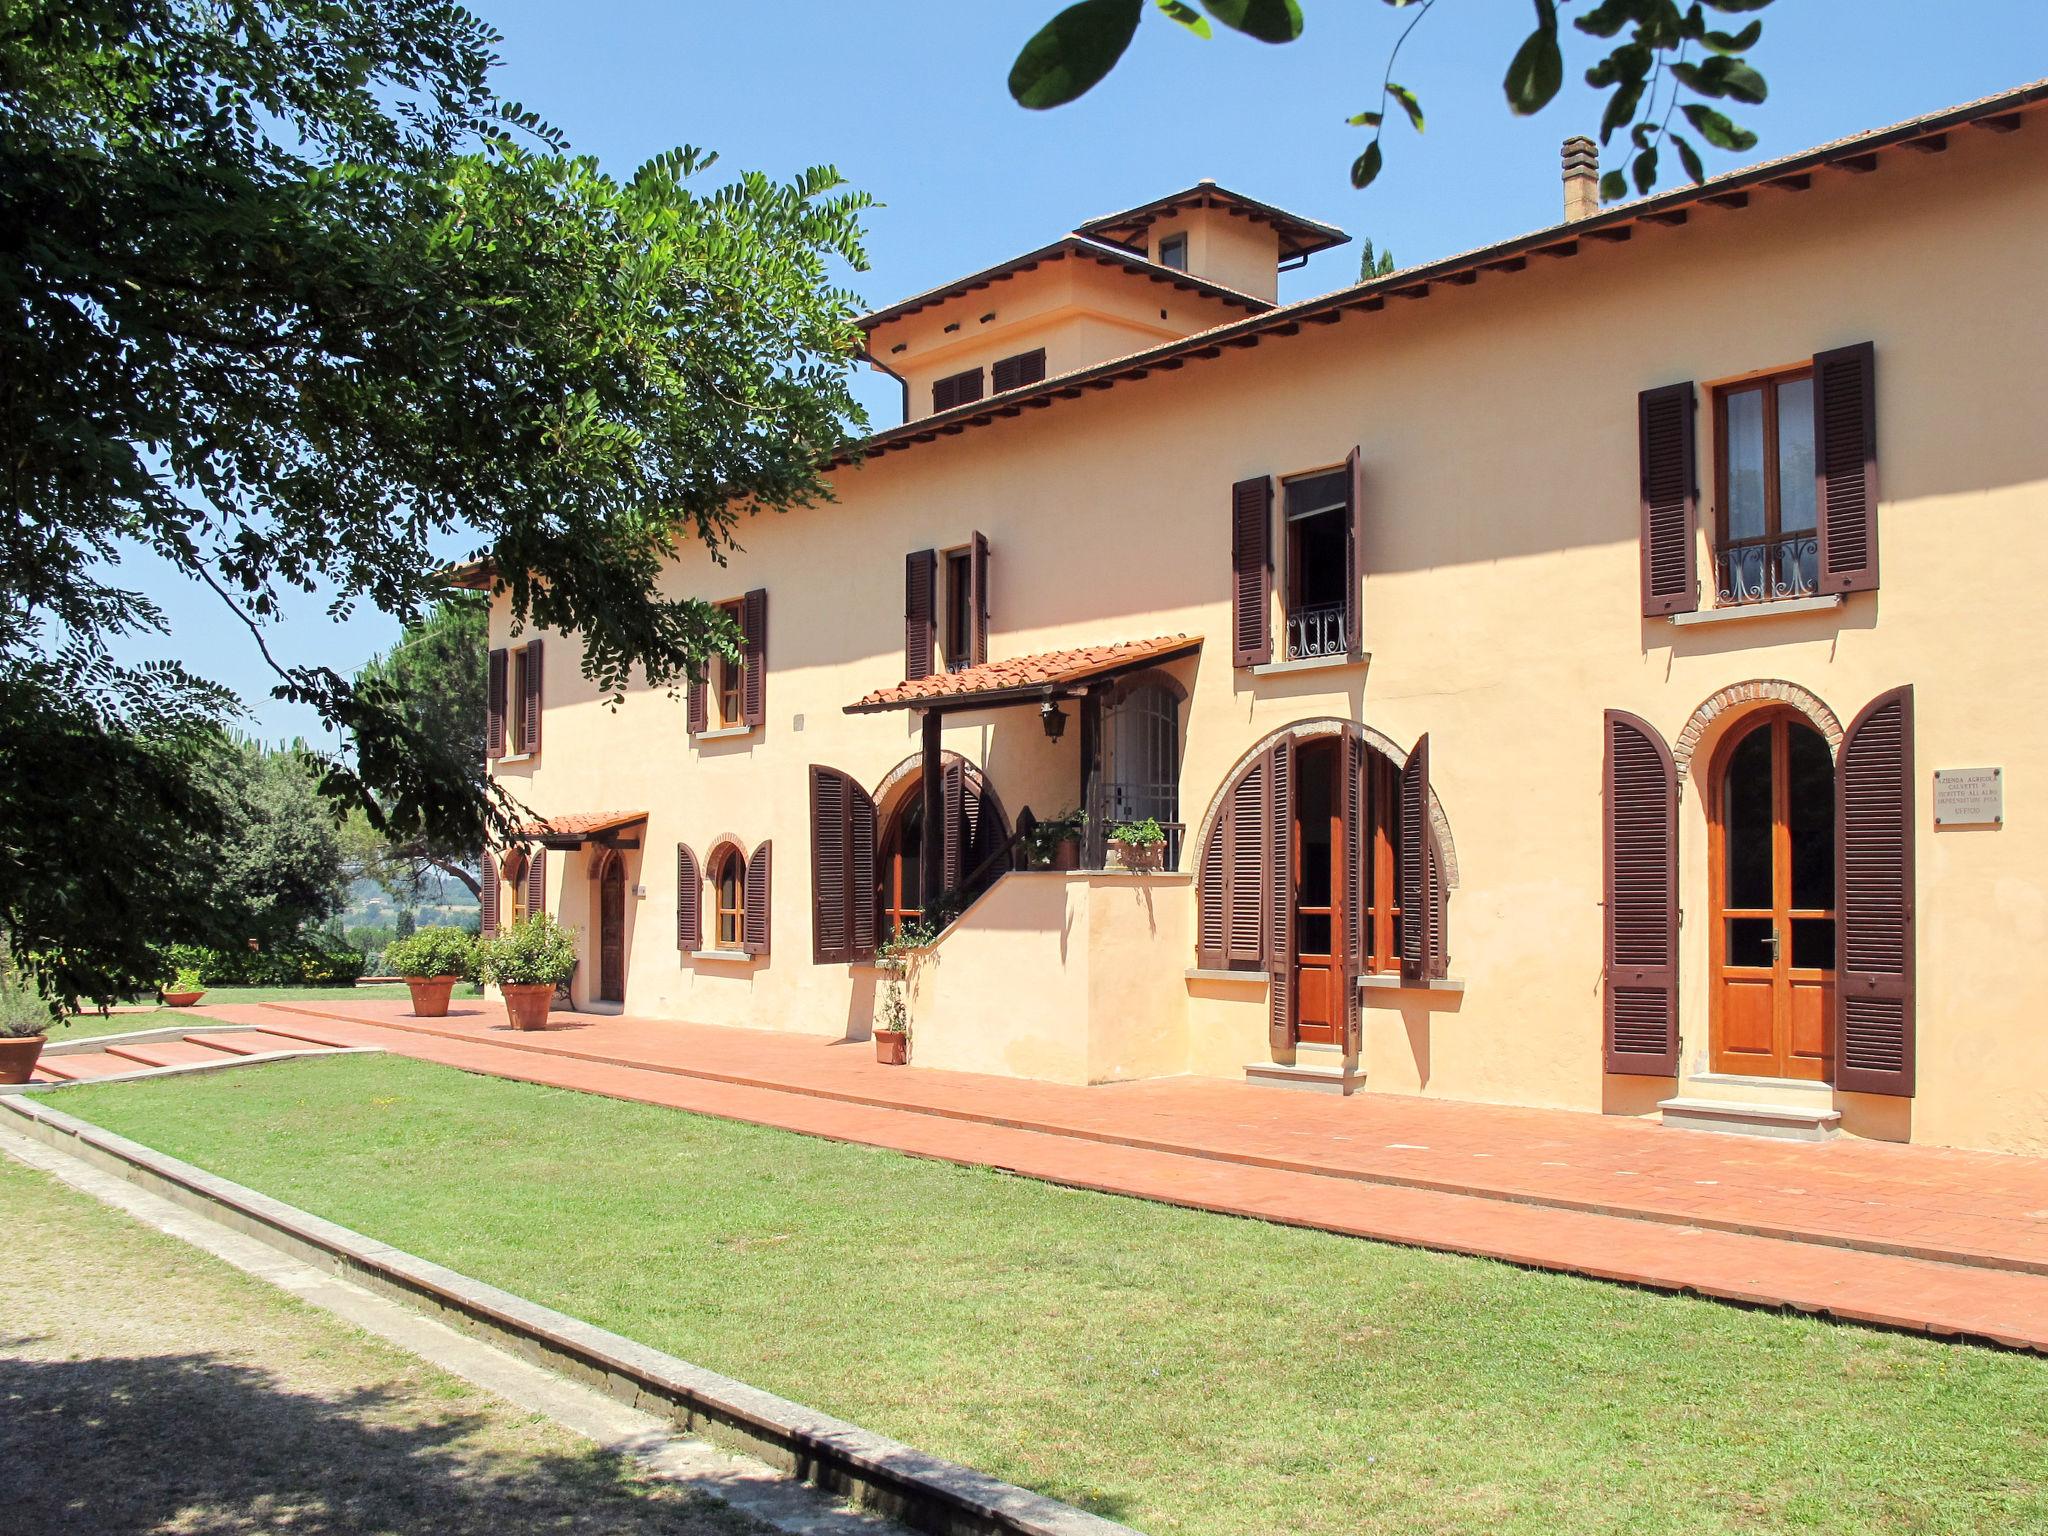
left=1050, top=835, right=1083, bottom=872
left=1110, top=840, right=1162, bottom=872
left=0, top=1035, right=47, bottom=1085
left=405, top=975, right=460, bottom=1018
left=499, top=982, right=555, bottom=1031
left=162, top=991, right=205, bottom=1008
left=874, top=1028, right=908, bottom=1065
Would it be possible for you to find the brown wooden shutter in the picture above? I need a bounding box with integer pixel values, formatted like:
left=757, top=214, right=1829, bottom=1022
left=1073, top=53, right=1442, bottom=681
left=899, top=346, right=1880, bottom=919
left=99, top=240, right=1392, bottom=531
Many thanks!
left=810, top=766, right=879, bottom=963
left=676, top=843, right=701, bottom=951
left=1813, top=341, right=1878, bottom=595
left=480, top=851, right=500, bottom=937
left=1836, top=685, right=1915, bottom=1095
left=742, top=841, right=771, bottom=955
left=1343, top=447, right=1363, bottom=657
left=1226, top=755, right=1266, bottom=965
left=992, top=349, right=1046, bottom=392
left=525, top=846, right=546, bottom=919
left=932, top=368, right=984, bottom=413
left=905, top=549, right=936, bottom=681
left=1603, top=709, right=1679, bottom=1074
left=522, top=640, right=543, bottom=753
left=1231, top=476, right=1273, bottom=667
left=941, top=760, right=965, bottom=893
left=487, top=649, right=507, bottom=760
left=1398, top=734, right=1429, bottom=980
left=686, top=675, right=707, bottom=736
left=1341, top=733, right=1366, bottom=1055
left=1196, top=814, right=1227, bottom=969
left=741, top=587, right=768, bottom=728
left=1638, top=382, right=1699, bottom=616
left=1265, top=742, right=1293, bottom=1049
left=968, top=532, right=990, bottom=667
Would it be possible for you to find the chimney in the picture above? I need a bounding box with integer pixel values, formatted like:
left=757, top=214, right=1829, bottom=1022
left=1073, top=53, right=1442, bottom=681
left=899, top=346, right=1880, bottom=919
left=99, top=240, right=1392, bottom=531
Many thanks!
left=1561, top=136, right=1600, bottom=221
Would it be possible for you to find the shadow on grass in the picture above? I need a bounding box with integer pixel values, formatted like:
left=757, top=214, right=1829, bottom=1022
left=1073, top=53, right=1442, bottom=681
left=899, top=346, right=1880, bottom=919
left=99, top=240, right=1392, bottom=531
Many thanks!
left=0, top=1349, right=747, bottom=1535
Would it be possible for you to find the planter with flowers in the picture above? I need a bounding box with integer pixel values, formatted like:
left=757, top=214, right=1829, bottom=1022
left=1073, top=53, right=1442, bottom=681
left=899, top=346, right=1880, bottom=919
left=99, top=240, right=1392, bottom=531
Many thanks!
left=386, top=926, right=476, bottom=1018
left=1023, top=809, right=1087, bottom=871
left=475, top=914, right=578, bottom=1030
left=874, top=916, right=941, bottom=1065
left=161, top=965, right=207, bottom=1008
left=1107, top=817, right=1167, bottom=872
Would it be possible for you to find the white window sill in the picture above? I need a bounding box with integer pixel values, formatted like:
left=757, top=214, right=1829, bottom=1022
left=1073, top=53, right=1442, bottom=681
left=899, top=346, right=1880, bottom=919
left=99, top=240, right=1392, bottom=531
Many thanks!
left=1185, top=968, right=1267, bottom=986
left=1359, top=974, right=1464, bottom=994
left=1667, top=594, right=1842, bottom=628
left=1249, top=651, right=1370, bottom=678
left=497, top=751, right=535, bottom=765
left=693, top=724, right=757, bottom=742
left=689, top=948, right=757, bottom=963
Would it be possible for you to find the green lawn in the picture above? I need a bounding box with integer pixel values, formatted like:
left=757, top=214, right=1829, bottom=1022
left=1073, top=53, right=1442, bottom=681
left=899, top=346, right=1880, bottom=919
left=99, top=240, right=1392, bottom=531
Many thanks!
left=53, top=1054, right=2048, bottom=1536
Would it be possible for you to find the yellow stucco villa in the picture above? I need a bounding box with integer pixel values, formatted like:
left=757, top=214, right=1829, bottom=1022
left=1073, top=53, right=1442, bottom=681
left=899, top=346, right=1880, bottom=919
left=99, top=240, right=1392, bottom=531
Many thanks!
left=471, top=80, right=2048, bottom=1157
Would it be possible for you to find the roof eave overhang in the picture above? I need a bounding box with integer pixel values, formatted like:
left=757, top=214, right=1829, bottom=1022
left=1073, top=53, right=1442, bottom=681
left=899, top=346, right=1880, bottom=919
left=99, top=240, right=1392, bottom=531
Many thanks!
left=843, top=638, right=1201, bottom=716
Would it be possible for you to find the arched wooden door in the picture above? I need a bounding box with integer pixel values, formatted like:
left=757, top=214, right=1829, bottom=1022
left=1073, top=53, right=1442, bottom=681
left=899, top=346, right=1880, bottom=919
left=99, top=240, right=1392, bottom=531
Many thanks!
left=1709, top=712, right=1835, bottom=1079
left=598, top=854, right=626, bottom=1004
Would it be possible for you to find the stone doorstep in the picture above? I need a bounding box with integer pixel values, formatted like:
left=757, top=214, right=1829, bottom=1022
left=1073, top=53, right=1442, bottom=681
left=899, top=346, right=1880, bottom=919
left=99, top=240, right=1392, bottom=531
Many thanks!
left=0, top=1094, right=1137, bottom=1536
left=1243, top=1059, right=1362, bottom=1097
left=1659, top=1096, right=1844, bottom=1143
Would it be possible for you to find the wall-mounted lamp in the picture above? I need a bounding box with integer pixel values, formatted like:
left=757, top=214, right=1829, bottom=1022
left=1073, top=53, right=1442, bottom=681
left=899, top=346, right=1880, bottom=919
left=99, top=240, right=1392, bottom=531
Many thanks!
left=1039, top=699, right=1068, bottom=742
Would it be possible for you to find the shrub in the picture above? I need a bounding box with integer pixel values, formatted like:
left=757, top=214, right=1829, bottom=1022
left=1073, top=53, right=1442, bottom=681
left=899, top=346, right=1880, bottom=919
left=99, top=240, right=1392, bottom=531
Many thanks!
left=163, top=931, right=367, bottom=987
left=475, top=914, right=579, bottom=988
left=0, top=983, right=53, bottom=1039
left=167, top=965, right=205, bottom=993
left=386, top=925, right=475, bottom=980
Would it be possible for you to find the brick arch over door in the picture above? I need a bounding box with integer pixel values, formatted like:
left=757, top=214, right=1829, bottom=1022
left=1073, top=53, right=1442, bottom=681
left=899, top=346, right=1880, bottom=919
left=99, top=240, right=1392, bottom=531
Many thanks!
left=1192, top=718, right=1459, bottom=890
left=1673, top=681, right=1844, bottom=786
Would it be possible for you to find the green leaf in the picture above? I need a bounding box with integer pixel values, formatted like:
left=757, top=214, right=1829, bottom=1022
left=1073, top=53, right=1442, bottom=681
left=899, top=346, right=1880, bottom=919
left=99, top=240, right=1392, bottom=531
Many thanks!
left=1632, top=145, right=1659, bottom=195
left=1681, top=101, right=1759, bottom=150
left=1008, top=0, right=1144, bottom=109
left=1599, top=77, right=1645, bottom=143
left=1599, top=169, right=1629, bottom=203
left=1670, top=130, right=1706, bottom=183
left=1199, top=0, right=1304, bottom=43
left=1387, top=82, right=1425, bottom=132
left=1347, top=110, right=1384, bottom=127
left=1703, top=0, right=1774, bottom=11
left=1154, top=0, right=1212, bottom=38
left=1679, top=53, right=1768, bottom=104
left=1351, top=139, right=1385, bottom=190
left=1702, top=19, right=1763, bottom=51
left=1504, top=21, right=1564, bottom=115
left=1572, top=0, right=1638, bottom=39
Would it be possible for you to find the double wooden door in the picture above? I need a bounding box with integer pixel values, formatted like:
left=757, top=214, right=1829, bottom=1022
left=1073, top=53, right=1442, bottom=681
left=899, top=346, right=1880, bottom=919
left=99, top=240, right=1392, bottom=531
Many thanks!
left=1710, top=713, right=1835, bottom=1078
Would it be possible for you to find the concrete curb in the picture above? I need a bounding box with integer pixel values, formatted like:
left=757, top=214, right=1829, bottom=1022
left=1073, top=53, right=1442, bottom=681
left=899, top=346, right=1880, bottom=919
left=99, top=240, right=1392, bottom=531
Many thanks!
left=0, top=1094, right=1138, bottom=1536
left=44, top=1023, right=264, bottom=1055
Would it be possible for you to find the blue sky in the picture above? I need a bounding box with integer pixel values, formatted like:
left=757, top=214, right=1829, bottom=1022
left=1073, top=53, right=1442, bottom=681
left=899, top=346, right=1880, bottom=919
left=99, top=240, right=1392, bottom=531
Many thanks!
left=132, top=1, right=2047, bottom=742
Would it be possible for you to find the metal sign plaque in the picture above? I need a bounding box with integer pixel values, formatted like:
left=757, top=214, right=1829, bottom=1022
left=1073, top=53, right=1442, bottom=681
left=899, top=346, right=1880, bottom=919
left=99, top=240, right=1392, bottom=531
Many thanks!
left=1934, top=767, right=2003, bottom=827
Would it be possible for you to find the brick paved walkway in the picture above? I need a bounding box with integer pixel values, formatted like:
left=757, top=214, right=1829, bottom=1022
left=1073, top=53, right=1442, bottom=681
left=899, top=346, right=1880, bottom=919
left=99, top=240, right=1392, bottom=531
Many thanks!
left=211, top=996, right=2048, bottom=1352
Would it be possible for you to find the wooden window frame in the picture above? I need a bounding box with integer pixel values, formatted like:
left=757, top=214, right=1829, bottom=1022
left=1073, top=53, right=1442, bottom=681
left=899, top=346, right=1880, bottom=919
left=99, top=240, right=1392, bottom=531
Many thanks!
left=715, top=598, right=745, bottom=728
left=1710, top=363, right=1815, bottom=608
left=712, top=844, right=747, bottom=950
left=941, top=548, right=973, bottom=673
left=1157, top=231, right=1189, bottom=271
left=879, top=797, right=923, bottom=941
left=1280, top=466, right=1350, bottom=662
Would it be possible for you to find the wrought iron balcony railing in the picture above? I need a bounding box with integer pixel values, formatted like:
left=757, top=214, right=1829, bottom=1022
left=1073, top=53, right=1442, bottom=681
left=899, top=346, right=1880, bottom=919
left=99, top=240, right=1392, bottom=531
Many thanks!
left=1286, top=602, right=1349, bottom=661
left=1717, top=533, right=1819, bottom=607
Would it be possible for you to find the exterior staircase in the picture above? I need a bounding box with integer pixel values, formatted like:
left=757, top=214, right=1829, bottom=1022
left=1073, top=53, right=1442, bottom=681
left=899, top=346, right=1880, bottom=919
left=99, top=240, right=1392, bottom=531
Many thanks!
left=13, top=1023, right=368, bottom=1093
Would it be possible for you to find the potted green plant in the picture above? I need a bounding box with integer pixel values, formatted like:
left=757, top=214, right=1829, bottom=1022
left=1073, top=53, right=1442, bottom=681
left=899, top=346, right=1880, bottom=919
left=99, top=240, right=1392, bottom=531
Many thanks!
left=873, top=917, right=940, bottom=1065
left=1023, top=809, right=1087, bottom=871
left=386, top=926, right=475, bottom=1018
left=161, top=965, right=206, bottom=1008
left=475, top=913, right=578, bottom=1030
left=1107, top=817, right=1167, bottom=872
left=0, top=998, right=50, bottom=1084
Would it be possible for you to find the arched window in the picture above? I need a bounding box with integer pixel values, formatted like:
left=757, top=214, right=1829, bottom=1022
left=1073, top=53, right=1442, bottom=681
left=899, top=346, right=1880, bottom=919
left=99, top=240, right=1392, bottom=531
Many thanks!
left=1101, top=679, right=1182, bottom=867
left=711, top=845, right=746, bottom=949
left=879, top=795, right=925, bottom=941
left=875, top=763, right=1008, bottom=940
left=501, top=847, right=529, bottom=920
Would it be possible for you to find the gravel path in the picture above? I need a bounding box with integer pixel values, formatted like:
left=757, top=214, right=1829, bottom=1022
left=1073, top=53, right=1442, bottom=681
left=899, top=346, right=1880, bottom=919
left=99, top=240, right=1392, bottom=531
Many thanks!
left=0, top=1150, right=771, bottom=1536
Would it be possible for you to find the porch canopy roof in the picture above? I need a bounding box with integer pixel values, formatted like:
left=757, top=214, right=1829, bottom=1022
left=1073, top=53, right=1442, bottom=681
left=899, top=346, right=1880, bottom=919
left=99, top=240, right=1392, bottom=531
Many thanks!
left=516, top=810, right=647, bottom=851
left=845, top=635, right=1201, bottom=716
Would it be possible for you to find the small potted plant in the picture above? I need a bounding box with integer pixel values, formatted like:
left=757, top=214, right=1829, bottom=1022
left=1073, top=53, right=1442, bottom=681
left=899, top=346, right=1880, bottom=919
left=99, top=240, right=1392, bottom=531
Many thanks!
left=0, top=1006, right=49, bottom=1084
left=161, top=965, right=207, bottom=1008
left=1108, top=817, right=1167, bottom=872
left=1023, top=809, right=1087, bottom=871
left=873, top=917, right=940, bottom=1065
left=386, top=925, right=475, bottom=1018
left=475, top=913, right=578, bottom=1030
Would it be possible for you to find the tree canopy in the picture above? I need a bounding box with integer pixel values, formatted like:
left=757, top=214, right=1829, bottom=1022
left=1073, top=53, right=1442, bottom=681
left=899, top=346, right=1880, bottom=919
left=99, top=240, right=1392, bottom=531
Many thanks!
left=1009, top=0, right=1775, bottom=197
left=2, top=0, right=874, bottom=1006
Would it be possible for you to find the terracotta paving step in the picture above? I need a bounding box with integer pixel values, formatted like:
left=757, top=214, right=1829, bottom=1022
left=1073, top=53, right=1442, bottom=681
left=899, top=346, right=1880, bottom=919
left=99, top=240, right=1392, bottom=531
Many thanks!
left=103, top=1038, right=245, bottom=1070
left=196, top=1000, right=2048, bottom=1354
left=251, top=1000, right=2048, bottom=1278
left=182, top=1030, right=336, bottom=1057
left=30, top=1053, right=136, bottom=1082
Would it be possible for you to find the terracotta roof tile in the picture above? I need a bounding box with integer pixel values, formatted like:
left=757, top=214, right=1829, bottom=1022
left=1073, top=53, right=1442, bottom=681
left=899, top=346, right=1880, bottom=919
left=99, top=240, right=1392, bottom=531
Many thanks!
left=515, top=810, right=647, bottom=840
left=849, top=636, right=1199, bottom=713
